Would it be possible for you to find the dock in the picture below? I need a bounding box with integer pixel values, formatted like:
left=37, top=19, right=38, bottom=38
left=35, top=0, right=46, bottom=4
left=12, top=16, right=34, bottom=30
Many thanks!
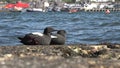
left=84, top=8, right=120, bottom=12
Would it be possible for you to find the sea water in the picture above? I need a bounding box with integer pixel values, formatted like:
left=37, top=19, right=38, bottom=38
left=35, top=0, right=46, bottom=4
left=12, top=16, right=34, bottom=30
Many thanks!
left=0, top=11, right=120, bottom=46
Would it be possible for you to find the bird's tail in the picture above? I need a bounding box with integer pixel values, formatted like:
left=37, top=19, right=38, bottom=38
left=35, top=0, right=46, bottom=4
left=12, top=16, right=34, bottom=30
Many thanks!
left=18, top=37, right=23, bottom=40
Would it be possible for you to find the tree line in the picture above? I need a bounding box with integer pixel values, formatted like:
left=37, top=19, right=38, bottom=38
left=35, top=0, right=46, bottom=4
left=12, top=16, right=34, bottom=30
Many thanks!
left=1, top=0, right=75, bottom=3
left=1, top=0, right=120, bottom=3
left=1, top=0, right=30, bottom=3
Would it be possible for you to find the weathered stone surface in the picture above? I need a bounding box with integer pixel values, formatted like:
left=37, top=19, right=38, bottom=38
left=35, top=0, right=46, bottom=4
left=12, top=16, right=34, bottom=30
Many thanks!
left=0, top=45, right=119, bottom=68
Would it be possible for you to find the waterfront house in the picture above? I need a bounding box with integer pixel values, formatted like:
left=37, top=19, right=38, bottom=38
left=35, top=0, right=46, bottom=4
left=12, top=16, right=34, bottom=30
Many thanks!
left=90, top=0, right=115, bottom=2
left=83, top=0, right=115, bottom=10
left=28, top=0, right=63, bottom=12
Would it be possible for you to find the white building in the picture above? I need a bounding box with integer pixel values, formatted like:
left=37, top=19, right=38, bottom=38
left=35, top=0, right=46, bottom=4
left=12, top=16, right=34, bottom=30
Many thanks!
left=90, top=0, right=115, bottom=2
left=76, top=0, right=81, bottom=2
left=84, top=0, right=115, bottom=10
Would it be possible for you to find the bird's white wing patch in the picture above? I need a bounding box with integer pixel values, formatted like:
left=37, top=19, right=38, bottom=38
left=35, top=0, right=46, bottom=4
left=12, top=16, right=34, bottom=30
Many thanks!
left=51, top=35, right=57, bottom=38
left=32, top=32, right=43, bottom=36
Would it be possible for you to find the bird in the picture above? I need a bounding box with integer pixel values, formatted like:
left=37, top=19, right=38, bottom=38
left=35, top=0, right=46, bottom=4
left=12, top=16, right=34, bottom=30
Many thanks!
left=18, top=27, right=57, bottom=45
left=50, top=30, right=66, bottom=45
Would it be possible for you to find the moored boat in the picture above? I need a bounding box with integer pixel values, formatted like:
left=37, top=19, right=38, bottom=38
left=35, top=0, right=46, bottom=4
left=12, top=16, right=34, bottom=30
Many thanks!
left=26, top=8, right=44, bottom=12
left=69, top=8, right=78, bottom=13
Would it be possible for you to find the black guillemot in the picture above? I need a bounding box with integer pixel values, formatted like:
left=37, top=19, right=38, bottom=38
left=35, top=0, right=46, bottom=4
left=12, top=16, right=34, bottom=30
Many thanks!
left=50, top=30, right=66, bottom=45
left=18, top=27, right=57, bottom=45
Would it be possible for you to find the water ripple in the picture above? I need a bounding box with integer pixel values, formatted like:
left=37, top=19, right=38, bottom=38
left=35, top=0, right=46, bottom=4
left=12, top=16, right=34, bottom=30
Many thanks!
left=0, top=11, right=120, bottom=45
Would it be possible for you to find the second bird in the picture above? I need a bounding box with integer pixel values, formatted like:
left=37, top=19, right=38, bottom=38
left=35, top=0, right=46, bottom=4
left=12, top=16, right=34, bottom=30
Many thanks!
left=50, top=30, right=66, bottom=45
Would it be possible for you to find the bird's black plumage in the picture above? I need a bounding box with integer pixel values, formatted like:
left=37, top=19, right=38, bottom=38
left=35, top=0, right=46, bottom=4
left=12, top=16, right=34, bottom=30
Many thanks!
left=18, top=27, right=57, bottom=45
left=50, top=30, right=66, bottom=45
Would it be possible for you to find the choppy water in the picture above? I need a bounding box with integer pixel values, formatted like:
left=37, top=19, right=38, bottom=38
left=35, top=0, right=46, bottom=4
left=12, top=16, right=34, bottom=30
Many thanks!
left=0, top=11, right=120, bottom=46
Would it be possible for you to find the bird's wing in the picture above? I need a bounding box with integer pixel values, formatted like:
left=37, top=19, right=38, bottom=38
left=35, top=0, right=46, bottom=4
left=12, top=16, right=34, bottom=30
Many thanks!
left=32, top=32, right=43, bottom=36
left=51, top=35, right=57, bottom=38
